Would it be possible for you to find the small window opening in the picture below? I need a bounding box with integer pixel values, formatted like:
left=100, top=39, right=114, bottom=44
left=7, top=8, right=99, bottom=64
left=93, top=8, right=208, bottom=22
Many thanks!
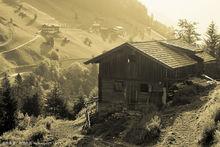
left=128, top=55, right=136, bottom=63
left=114, top=81, right=124, bottom=92
left=140, top=84, right=149, bottom=93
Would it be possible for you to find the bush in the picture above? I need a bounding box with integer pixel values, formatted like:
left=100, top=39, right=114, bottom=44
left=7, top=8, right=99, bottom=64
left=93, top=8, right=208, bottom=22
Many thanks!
left=50, top=51, right=59, bottom=61
left=34, top=59, right=60, bottom=81
left=89, top=87, right=98, bottom=98
left=62, top=62, right=97, bottom=97
left=145, top=115, right=161, bottom=137
left=2, top=0, right=19, bottom=6
left=86, top=113, right=127, bottom=140
left=54, top=138, right=75, bottom=147
left=72, top=97, right=85, bottom=118
left=125, top=127, right=149, bottom=145
left=172, top=96, right=191, bottom=106
left=17, top=113, right=30, bottom=130
left=214, top=109, right=220, bottom=124
left=28, top=131, right=45, bottom=142
left=199, top=125, right=217, bottom=146
left=124, top=116, right=161, bottom=145
left=35, top=116, right=55, bottom=129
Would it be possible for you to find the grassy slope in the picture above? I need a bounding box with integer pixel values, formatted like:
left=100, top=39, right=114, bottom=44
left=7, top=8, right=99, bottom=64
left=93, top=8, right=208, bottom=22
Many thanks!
left=22, top=0, right=150, bottom=32
left=0, top=1, right=44, bottom=72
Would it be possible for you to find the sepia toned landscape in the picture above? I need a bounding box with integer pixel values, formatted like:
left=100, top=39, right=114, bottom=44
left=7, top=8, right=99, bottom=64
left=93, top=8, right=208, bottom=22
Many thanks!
left=0, top=0, right=220, bottom=146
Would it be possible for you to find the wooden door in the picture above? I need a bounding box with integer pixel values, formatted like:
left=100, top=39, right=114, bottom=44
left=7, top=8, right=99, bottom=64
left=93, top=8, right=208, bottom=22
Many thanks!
left=126, top=81, right=137, bottom=109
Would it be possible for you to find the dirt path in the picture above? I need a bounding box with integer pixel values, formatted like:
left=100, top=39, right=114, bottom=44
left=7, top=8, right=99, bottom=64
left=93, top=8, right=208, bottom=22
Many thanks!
left=157, top=86, right=220, bottom=146
left=158, top=110, right=201, bottom=146
left=0, top=35, right=41, bottom=54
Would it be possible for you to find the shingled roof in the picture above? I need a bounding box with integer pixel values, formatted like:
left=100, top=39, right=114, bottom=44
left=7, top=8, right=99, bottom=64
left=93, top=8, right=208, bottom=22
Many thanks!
left=129, top=41, right=197, bottom=69
left=195, top=52, right=216, bottom=62
left=163, top=40, right=203, bottom=53
left=85, top=41, right=215, bottom=69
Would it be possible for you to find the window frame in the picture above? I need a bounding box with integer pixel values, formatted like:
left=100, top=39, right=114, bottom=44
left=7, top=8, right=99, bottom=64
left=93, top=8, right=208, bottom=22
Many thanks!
left=140, top=83, right=150, bottom=93
left=114, top=80, right=124, bottom=92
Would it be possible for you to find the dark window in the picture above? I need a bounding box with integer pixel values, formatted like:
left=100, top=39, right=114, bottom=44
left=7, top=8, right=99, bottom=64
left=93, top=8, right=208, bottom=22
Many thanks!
left=140, top=84, right=149, bottom=93
left=128, top=55, right=136, bottom=63
left=114, top=81, right=124, bottom=92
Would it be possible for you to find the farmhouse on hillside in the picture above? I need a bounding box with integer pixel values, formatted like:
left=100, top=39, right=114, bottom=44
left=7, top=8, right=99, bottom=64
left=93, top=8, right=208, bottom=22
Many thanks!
left=85, top=41, right=216, bottom=112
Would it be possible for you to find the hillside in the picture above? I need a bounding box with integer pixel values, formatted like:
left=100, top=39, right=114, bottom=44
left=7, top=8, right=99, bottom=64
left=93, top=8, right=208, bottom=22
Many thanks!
left=1, top=81, right=220, bottom=146
left=0, top=0, right=172, bottom=75
left=22, top=0, right=150, bottom=31
left=22, top=0, right=172, bottom=38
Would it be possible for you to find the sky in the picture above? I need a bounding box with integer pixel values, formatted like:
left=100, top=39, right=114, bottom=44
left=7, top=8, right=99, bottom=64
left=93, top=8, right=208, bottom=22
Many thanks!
left=138, top=0, right=220, bottom=34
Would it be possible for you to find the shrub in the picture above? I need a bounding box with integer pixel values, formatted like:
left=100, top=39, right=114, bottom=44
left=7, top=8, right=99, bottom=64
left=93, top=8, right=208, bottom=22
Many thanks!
left=214, top=129, right=220, bottom=145
left=34, top=117, right=55, bottom=129
left=34, top=59, right=60, bottom=81
left=214, top=109, right=220, bottom=124
left=50, top=51, right=59, bottom=61
left=199, top=125, right=216, bottom=146
left=2, top=0, right=19, bottom=6
left=145, top=115, right=161, bottom=136
left=62, top=62, right=97, bottom=97
left=89, top=87, right=98, bottom=98
left=29, top=131, right=45, bottom=142
left=86, top=113, right=127, bottom=140
left=172, top=95, right=191, bottom=106
left=26, top=126, right=55, bottom=146
left=124, top=116, right=161, bottom=145
left=125, top=127, right=149, bottom=145
left=17, top=113, right=30, bottom=130
left=54, top=138, right=75, bottom=147
left=72, top=97, right=85, bottom=118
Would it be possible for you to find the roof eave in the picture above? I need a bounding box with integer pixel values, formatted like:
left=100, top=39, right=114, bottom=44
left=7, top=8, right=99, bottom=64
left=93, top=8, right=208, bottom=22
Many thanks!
left=159, top=41, right=196, bottom=54
left=84, top=43, right=128, bottom=64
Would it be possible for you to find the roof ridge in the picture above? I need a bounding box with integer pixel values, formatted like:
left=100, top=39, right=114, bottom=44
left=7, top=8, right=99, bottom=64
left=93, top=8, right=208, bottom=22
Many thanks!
left=129, top=38, right=179, bottom=44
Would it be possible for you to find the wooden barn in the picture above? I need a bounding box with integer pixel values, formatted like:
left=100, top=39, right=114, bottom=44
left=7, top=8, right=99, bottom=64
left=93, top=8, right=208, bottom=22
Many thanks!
left=85, top=41, right=216, bottom=112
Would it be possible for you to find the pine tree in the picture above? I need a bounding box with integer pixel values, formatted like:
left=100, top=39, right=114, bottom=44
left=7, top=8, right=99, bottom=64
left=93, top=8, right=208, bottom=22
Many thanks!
left=22, top=93, right=43, bottom=117
left=176, top=19, right=200, bottom=45
left=205, top=21, right=220, bottom=57
left=20, top=75, right=43, bottom=117
left=13, top=73, right=23, bottom=109
left=45, top=84, right=68, bottom=119
left=0, top=73, right=17, bottom=135
left=15, top=73, right=22, bottom=85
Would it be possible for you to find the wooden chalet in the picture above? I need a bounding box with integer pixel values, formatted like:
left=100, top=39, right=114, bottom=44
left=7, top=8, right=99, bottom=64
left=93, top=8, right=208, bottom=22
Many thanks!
left=85, top=41, right=216, bottom=112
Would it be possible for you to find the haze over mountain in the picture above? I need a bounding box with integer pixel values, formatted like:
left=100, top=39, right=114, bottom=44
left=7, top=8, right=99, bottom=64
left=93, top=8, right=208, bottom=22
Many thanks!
left=139, top=0, right=220, bottom=34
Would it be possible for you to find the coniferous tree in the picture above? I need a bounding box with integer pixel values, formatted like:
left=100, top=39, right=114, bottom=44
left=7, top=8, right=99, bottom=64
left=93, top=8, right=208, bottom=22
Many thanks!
left=13, top=73, right=23, bottom=109
left=21, top=93, right=43, bottom=117
left=15, top=73, right=22, bottom=85
left=205, top=22, right=220, bottom=57
left=45, top=84, right=68, bottom=119
left=176, top=19, right=200, bottom=45
left=0, top=73, right=17, bottom=135
left=20, top=75, right=43, bottom=117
